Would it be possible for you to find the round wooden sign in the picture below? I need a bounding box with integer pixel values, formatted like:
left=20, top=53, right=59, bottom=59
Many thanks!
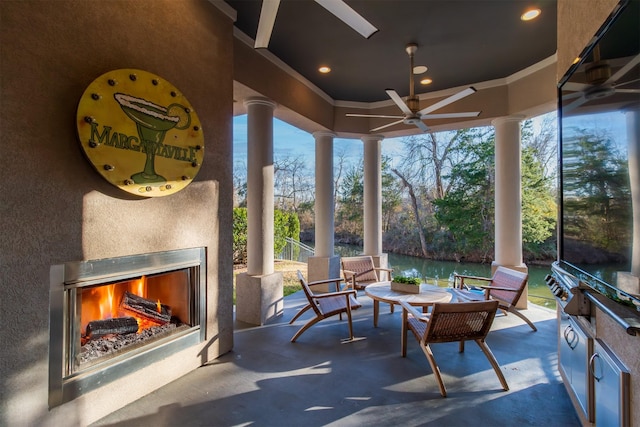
left=76, top=69, right=204, bottom=197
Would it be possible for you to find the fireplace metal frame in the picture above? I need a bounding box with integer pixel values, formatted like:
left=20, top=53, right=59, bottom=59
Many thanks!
left=48, top=247, right=206, bottom=408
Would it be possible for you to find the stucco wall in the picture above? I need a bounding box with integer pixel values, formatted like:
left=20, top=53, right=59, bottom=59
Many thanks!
left=0, top=1, right=234, bottom=425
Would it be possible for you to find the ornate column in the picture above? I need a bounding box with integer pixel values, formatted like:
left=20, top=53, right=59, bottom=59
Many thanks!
left=307, top=131, right=340, bottom=288
left=361, top=134, right=389, bottom=273
left=236, top=97, right=283, bottom=325
left=492, top=115, right=527, bottom=307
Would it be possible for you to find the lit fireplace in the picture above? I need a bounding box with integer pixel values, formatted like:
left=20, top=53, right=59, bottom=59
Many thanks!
left=49, top=248, right=206, bottom=408
left=76, top=270, right=193, bottom=369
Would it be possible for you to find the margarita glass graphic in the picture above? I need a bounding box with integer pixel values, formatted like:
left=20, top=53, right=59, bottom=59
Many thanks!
left=114, top=93, right=190, bottom=184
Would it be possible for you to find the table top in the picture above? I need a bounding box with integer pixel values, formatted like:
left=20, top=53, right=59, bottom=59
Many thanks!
left=364, top=282, right=452, bottom=306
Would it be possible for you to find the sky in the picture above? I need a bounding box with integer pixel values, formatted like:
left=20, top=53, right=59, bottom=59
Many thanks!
left=233, top=115, right=412, bottom=170
left=232, top=113, right=561, bottom=174
left=563, top=110, right=630, bottom=153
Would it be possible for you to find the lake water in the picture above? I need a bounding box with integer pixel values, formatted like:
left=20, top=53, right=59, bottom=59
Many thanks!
left=335, top=245, right=556, bottom=309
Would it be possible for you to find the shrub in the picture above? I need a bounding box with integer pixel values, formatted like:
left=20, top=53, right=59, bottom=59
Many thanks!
left=392, top=275, right=421, bottom=285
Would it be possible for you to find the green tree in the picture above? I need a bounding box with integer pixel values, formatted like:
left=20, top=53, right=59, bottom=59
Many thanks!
left=382, top=155, right=402, bottom=232
left=521, top=147, right=556, bottom=246
left=563, top=128, right=631, bottom=254
left=232, top=207, right=248, bottom=264
left=336, top=159, right=365, bottom=237
left=434, top=128, right=495, bottom=260
left=233, top=207, right=300, bottom=264
left=274, top=209, right=301, bottom=256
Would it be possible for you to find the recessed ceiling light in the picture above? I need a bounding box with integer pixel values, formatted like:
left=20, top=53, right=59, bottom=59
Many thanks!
left=318, top=66, right=331, bottom=73
left=413, top=65, right=428, bottom=75
left=420, top=78, right=433, bottom=85
left=521, top=8, right=541, bottom=21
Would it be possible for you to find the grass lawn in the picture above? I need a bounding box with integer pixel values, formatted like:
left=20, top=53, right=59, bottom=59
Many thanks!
left=233, top=260, right=308, bottom=303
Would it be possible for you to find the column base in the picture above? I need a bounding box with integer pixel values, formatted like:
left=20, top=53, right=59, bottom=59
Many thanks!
left=371, top=253, right=391, bottom=281
left=307, top=255, right=341, bottom=292
left=235, top=272, right=283, bottom=325
left=491, top=262, right=528, bottom=309
left=618, top=272, right=640, bottom=295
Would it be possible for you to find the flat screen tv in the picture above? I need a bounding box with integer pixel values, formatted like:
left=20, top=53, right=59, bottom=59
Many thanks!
left=557, top=0, right=640, bottom=305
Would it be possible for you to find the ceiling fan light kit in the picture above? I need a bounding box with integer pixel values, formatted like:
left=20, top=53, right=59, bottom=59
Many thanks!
left=561, top=44, right=640, bottom=114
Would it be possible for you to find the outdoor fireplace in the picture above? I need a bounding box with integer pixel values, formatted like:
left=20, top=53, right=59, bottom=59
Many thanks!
left=49, top=247, right=206, bottom=408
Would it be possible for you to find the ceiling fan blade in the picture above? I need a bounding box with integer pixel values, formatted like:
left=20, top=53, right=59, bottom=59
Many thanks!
left=370, top=119, right=405, bottom=132
left=255, top=0, right=281, bottom=48
left=418, top=87, right=477, bottom=116
left=386, top=89, right=413, bottom=115
left=615, top=77, right=640, bottom=88
left=562, top=91, right=584, bottom=101
left=314, top=0, right=378, bottom=38
left=563, top=82, right=590, bottom=92
left=346, top=113, right=405, bottom=119
left=563, top=95, right=587, bottom=114
left=414, top=120, right=429, bottom=133
left=605, top=53, right=640, bottom=85
left=616, top=89, right=640, bottom=93
left=421, top=112, right=481, bottom=119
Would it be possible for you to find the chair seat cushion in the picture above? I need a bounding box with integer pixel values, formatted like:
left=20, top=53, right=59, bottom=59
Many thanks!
left=317, top=294, right=360, bottom=314
left=452, top=288, right=485, bottom=302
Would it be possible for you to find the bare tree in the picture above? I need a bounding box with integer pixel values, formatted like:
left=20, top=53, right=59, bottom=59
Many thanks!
left=522, top=114, right=558, bottom=181
left=274, top=155, right=314, bottom=211
left=401, top=130, right=466, bottom=201
left=233, top=160, right=248, bottom=207
left=391, top=167, right=429, bottom=258
left=333, top=148, right=349, bottom=204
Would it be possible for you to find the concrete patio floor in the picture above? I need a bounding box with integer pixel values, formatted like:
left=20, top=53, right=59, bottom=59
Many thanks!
left=92, top=290, right=580, bottom=427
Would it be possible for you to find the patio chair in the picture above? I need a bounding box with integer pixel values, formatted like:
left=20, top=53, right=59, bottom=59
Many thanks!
left=290, top=271, right=364, bottom=343
left=451, top=266, right=537, bottom=332
left=400, top=299, right=509, bottom=397
left=341, top=255, right=393, bottom=291
left=341, top=255, right=394, bottom=312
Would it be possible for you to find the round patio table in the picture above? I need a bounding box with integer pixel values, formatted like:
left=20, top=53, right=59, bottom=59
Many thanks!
left=364, top=282, right=453, bottom=327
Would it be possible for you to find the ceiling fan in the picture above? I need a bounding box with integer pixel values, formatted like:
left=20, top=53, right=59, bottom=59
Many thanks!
left=562, top=45, right=640, bottom=113
left=346, top=43, right=481, bottom=133
left=254, top=0, right=378, bottom=49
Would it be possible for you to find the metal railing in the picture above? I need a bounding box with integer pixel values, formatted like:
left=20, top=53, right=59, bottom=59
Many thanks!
left=278, top=237, right=315, bottom=262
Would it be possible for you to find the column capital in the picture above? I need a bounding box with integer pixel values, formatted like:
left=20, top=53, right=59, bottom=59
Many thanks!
left=491, top=115, right=526, bottom=127
left=360, top=134, right=385, bottom=143
left=312, top=130, right=336, bottom=139
left=243, top=97, right=277, bottom=109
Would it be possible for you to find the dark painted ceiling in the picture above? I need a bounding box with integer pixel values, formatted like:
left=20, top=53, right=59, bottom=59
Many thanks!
left=225, top=0, right=558, bottom=103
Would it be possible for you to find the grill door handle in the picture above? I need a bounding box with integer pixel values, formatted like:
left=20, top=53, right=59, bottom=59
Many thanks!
left=589, top=353, right=603, bottom=381
left=564, top=325, right=578, bottom=349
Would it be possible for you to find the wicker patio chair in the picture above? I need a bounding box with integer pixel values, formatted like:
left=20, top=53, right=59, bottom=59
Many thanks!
left=451, top=266, right=537, bottom=332
left=341, top=255, right=394, bottom=312
left=400, top=299, right=508, bottom=397
left=290, top=271, right=364, bottom=343
left=341, top=255, right=393, bottom=291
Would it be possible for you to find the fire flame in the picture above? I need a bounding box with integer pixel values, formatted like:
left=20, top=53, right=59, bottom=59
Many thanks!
left=132, top=275, right=147, bottom=296
left=99, top=284, right=116, bottom=319
left=81, top=275, right=164, bottom=337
